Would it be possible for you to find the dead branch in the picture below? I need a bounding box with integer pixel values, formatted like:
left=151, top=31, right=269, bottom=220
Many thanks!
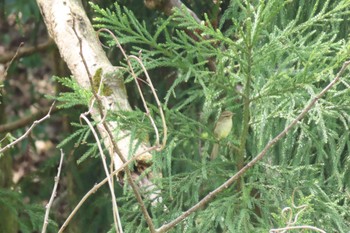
left=0, top=105, right=58, bottom=134
left=41, top=149, right=65, bottom=233
left=0, top=39, right=54, bottom=64
left=1, top=42, right=23, bottom=80
left=0, top=102, right=55, bottom=154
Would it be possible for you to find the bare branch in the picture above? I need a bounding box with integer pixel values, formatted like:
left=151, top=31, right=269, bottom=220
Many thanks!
left=0, top=105, right=58, bottom=134
left=0, top=102, right=55, bottom=154
left=41, top=149, right=65, bottom=233
left=156, top=60, right=350, bottom=232
left=1, top=42, right=23, bottom=80
left=0, top=39, right=54, bottom=64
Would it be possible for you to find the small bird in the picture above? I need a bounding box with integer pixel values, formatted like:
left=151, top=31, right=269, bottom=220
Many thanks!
left=211, top=111, right=233, bottom=160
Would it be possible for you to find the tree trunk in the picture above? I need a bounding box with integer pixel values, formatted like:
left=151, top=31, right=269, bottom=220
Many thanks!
left=35, top=0, right=154, bottom=180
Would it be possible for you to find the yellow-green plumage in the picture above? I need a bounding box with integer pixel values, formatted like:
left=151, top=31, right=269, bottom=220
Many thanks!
left=211, top=111, right=233, bottom=160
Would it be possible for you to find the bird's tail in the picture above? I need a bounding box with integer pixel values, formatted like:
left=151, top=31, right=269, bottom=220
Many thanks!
left=211, top=143, right=219, bottom=160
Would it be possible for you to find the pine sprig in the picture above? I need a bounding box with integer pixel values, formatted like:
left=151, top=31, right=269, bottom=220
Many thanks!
left=51, top=76, right=92, bottom=109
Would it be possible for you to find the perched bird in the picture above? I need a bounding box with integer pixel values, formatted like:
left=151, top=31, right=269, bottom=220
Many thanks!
left=211, top=111, right=233, bottom=160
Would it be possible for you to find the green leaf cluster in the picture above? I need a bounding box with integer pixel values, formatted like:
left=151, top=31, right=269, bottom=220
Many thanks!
left=51, top=76, right=92, bottom=109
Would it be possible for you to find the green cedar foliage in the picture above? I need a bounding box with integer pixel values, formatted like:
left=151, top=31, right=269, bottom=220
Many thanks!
left=54, top=0, right=350, bottom=232
left=52, top=76, right=93, bottom=109
left=0, top=188, right=58, bottom=233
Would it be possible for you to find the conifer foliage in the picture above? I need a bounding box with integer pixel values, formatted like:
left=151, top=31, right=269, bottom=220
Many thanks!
left=83, top=0, right=350, bottom=232
left=3, top=0, right=349, bottom=232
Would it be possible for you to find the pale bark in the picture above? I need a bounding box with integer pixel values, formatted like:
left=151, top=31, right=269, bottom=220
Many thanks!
left=36, top=0, right=152, bottom=171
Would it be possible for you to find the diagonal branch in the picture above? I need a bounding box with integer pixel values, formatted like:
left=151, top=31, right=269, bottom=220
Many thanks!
left=0, top=39, right=54, bottom=64
left=0, top=102, right=55, bottom=154
left=0, top=105, right=59, bottom=134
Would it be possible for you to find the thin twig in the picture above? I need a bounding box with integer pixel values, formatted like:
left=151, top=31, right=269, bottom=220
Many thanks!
left=128, top=55, right=160, bottom=146
left=129, top=54, right=168, bottom=149
left=2, top=42, right=23, bottom=79
left=0, top=102, right=55, bottom=154
left=79, top=114, right=123, bottom=233
left=93, top=68, right=117, bottom=203
left=273, top=189, right=312, bottom=233
left=0, top=39, right=54, bottom=63
left=156, top=61, right=350, bottom=233
left=41, top=149, right=65, bottom=233
left=0, top=105, right=59, bottom=134
left=289, top=189, right=307, bottom=225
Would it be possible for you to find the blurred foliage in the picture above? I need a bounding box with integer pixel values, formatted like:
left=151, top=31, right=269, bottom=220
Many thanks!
left=1, top=0, right=350, bottom=233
